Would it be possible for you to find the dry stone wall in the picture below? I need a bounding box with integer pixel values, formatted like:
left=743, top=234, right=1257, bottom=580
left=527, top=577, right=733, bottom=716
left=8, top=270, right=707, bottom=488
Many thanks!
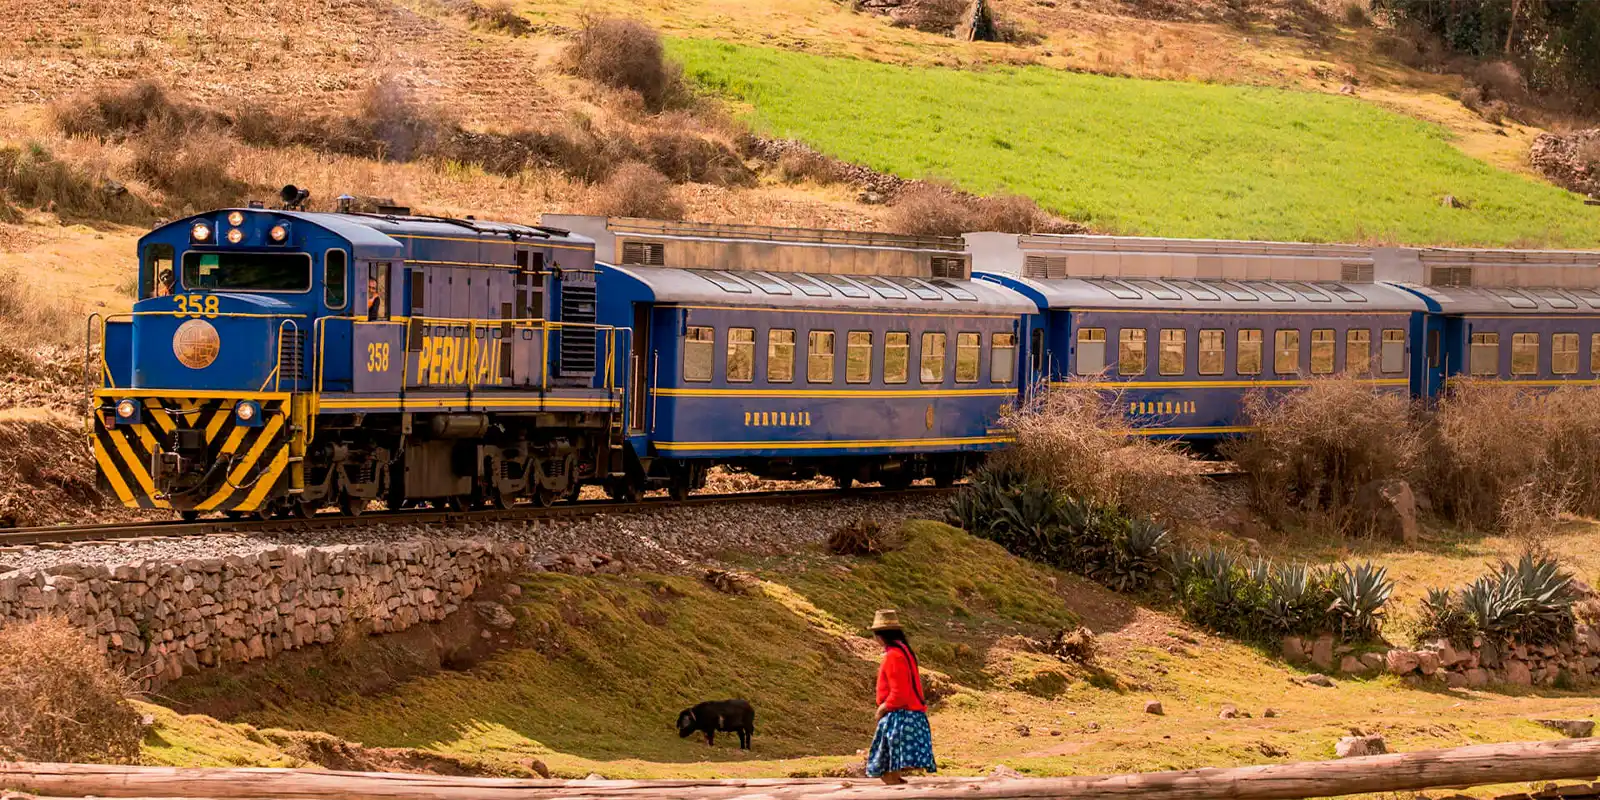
left=1284, top=627, right=1600, bottom=689
left=0, top=538, right=531, bottom=689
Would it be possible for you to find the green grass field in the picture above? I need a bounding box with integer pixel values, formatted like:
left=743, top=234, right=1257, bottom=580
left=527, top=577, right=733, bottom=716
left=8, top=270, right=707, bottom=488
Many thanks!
left=672, top=39, right=1600, bottom=247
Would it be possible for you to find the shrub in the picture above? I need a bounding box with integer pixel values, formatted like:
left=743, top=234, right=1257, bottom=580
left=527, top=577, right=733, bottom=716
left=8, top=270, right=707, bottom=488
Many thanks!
left=1225, top=377, right=1419, bottom=531
left=776, top=150, right=844, bottom=185
left=0, top=617, right=143, bottom=762
left=52, top=80, right=210, bottom=141
left=563, top=17, right=687, bottom=112
left=467, top=0, right=530, bottom=35
left=130, top=129, right=252, bottom=212
left=1169, top=548, right=1391, bottom=644
left=828, top=518, right=905, bottom=556
left=0, top=142, right=150, bottom=223
left=889, top=0, right=969, bottom=34
left=635, top=128, right=755, bottom=187
left=888, top=184, right=1063, bottom=237
left=583, top=162, right=684, bottom=220
left=1417, top=553, right=1576, bottom=647
left=1342, top=1, right=1370, bottom=27
left=1328, top=561, right=1393, bottom=642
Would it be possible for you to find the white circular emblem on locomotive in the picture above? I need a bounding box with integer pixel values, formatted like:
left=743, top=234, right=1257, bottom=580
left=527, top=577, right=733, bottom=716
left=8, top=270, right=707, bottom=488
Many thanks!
left=172, top=319, right=221, bottom=369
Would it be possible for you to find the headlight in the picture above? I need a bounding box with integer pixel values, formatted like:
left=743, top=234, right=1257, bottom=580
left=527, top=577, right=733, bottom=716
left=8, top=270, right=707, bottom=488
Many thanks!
left=191, top=222, right=211, bottom=241
left=116, top=399, right=138, bottom=419
left=269, top=224, right=288, bottom=242
left=227, top=211, right=245, bottom=227
left=226, top=228, right=244, bottom=244
left=235, top=401, right=257, bottom=422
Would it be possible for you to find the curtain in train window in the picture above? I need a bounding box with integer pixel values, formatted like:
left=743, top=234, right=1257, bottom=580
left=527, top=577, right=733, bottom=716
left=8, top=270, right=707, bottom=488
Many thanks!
left=1381, top=329, right=1405, bottom=373
left=1511, top=332, right=1539, bottom=375
left=1118, top=329, right=1146, bottom=376
left=683, top=326, right=714, bottom=382
left=1076, top=328, right=1106, bottom=375
left=1470, top=333, right=1499, bottom=376
left=767, top=329, right=795, bottom=383
left=1345, top=329, right=1370, bottom=375
left=991, top=333, right=1016, bottom=383
left=726, top=327, right=755, bottom=383
left=1274, top=329, right=1300, bottom=375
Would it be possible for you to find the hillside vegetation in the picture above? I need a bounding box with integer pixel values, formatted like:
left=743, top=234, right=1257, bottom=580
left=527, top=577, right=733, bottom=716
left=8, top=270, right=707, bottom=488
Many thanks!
left=675, top=39, right=1598, bottom=246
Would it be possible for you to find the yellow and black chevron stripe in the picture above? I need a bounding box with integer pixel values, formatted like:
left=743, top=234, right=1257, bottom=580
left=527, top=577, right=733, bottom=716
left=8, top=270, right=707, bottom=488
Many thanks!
left=91, top=393, right=293, bottom=512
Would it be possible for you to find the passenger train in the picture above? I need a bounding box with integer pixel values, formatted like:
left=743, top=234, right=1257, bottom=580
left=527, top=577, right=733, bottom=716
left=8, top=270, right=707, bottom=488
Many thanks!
left=88, top=192, right=1600, bottom=518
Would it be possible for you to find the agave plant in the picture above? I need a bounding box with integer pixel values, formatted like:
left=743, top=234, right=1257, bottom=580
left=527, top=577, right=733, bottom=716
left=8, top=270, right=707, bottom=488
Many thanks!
left=1099, top=517, right=1170, bottom=593
left=1328, top=561, right=1394, bottom=642
left=1263, top=562, right=1333, bottom=636
left=1417, top=586, right=1477, bottom=646
left=1476, top=553, right=1577, bottom=645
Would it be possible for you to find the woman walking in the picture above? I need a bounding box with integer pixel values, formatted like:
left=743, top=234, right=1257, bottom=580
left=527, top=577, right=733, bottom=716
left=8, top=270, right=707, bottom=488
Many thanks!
left=867, top=609, right=937, bottom=784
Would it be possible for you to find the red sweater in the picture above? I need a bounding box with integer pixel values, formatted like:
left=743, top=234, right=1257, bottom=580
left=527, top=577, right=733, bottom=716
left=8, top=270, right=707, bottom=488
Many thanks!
left=876, top=644, right=926, bottom=712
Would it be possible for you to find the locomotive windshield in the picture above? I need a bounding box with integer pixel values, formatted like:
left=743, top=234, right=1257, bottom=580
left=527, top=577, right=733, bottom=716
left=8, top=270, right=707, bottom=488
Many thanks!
left=181, top=252, right=312, bottom=292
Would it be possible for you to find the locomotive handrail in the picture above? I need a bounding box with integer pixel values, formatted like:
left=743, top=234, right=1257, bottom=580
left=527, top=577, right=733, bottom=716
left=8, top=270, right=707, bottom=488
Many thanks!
left=92, top=310, right=309, bottom=392
left=266, top=319, right=301, bottom=393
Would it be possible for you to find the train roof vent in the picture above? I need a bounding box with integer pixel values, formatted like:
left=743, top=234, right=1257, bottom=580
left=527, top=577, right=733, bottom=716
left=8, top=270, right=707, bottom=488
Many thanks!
left=1024, top=255, right=1068, bottom=280
left=930, top=256, right=969, bottom=280
left=1428, top=266, right=1474, bottom=288
left=1341, top=262, right=1374, bottom=283
left=621, top=240, right=667, bottom=267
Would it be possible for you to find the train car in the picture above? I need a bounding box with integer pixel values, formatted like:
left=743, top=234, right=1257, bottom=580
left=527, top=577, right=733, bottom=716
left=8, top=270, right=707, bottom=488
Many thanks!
left=92, top=193, right=626, bottom=519
left=970, top=233, right=1427, bottom=438
left=550, top=216, right=1037, bottom=496
left=1378, top=247, right=1600, bottom=393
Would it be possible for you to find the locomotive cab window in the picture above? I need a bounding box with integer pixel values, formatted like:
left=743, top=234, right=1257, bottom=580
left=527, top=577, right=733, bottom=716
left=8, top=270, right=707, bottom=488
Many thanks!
left=955, top=332, right=980, bottom=383
left=1554, top=333, right=1579, bottom=375
left=683, top=326, right=714, bottom=382
left=885, top=332, right=910, bottom=384
left=1468, top=333, right=1499, bottom=376
left=1237, top=329, right=1263, bottom=376
left=768, top=329, right=795, bottom=383
left=1274, top=330, right=1300, bottom=375
left=365, top=263, right=389, bottom=321
left=1346, top=329, right=1371, bottom=375
left=847, top=331, right=873, bottom=384
left=1198, top=329, right=1225, bottom=376
left=991, top=333, right=1016, bottom=384
left=1076, top=328, right=1106, bottom=375
left=809, top=331, right=836, bottom=384
left=1159, top=329, right=1186, bottom=376
left=921, top=332, right=947, bottom=383
left=142, top=243, right=175, bottom=298
left=181, top=252, right=311, bottom=292
left=727, top=327, right=755, bottom=383
left=1310, top=329, right=1335, bottom=375
left=1512, top=332, right=1539, bottom=376
left=324, top=250, right=348, bottom=311
left=1381, top=329, right=1405, bottom=374
left=1118, top=329, right=1146, bottom=376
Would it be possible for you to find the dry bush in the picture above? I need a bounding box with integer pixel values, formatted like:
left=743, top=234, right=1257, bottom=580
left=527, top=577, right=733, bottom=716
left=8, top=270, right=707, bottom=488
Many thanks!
left=635, top=128, right=754, bottom=186
left=584, top=162, right=683, bottom=220
left=0, top=142, right=150, bottom=223
left=1226, top=377, right=1419, bottom=530
left=973, top=193, right=1052, bottom=233
left=468, top=0, right=530, bottom=35
left=1578, top=138, right=1600, bottom=172
left=1473, top=61, right=1528, bottom=106
left=53, top=81, right=213, bottom=142
left=827, top=518, right=906, bottom=556
left=1342, top=1, right=1369, bottom=27
left=777, top=150, right=844, bottom=185
left=889, top=0, right=969, bottom=34
left=351, top=77, right=455, bottom=162
left=0, top=407, right=103, bottom=527
left=563, top=17, right=687, bottom=112
left=703, top=568, right=760, bottom=595
left=992, top=381, right=1210, bottom=523
left=0, top=617, right=143, bottom=763
left=889, top=183, right=1066, bottom=236
left=130, top=130, right=252, bottom=212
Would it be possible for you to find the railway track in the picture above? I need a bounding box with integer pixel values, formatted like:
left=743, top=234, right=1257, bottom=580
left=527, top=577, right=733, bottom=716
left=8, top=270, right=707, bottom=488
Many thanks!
left=0, top=485, right=957, bottom=550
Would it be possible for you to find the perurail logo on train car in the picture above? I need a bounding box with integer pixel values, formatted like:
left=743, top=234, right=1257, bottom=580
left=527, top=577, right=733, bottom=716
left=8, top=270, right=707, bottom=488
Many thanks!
left=409, top=332, right=503, bottom=387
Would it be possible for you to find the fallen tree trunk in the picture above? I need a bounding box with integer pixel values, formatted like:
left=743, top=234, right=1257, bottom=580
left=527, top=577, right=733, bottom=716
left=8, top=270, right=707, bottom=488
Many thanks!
left=4, top=737, right=1600, bottom=800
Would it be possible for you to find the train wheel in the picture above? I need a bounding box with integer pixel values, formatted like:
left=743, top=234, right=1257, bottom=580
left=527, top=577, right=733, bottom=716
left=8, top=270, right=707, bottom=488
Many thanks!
left=283, top=499, right=314, bottom=519
left=605, top=480, right=641, bottom=503
left=880, top=473, right=915, bottom=491
left=445, top=495, right=471, bottom=513
left=487, top=488, right=514, bottom=510
left=533, top=485, right=560, bottom=507
left=340, top=495, right=368, bottom=517
left=179, top=510, right=200, bottom=522
left=933, top=472, right=958, bottom=488
left=833, top=475, right=855, bottom=491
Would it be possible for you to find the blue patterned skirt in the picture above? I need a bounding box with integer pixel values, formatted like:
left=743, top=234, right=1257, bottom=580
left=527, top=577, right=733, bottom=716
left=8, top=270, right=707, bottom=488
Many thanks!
left=867, top=710, right=937, bottom=777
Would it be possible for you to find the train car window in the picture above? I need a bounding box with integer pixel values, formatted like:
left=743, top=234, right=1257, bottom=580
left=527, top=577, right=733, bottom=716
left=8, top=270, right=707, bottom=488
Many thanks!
left=366, top=263, right=390, bottom=321
left=1217, top=282, right=1258, bottom=301
left=1427, top=329, right=1441, bottom=368
left=1285, top=282, right=1332, bottom=303
left=683, top=326, right=714, bottom=382
left=747, top=272, right=793, bottom=296
left=1118, top=329, right=1146, bottom=376
left=921, top=332, right=948, bottom=383
left=1494, top=289, right=1538, bottom=309
left=1237, top=329, right=1263, bottom=375
left=1381, top=329, right=1405, bottom=373
left=1159, top=329, right=1186, bottom=376
left=931, top=279, right=978, bottom=302
left=727, top=328, right=755, bottom=383
left=1346, top=329, right=1371, bottom=375
left=955, top=332, right=981, bottom=383
left=1593, top=333, right=1600, bottom=375
left=1077, top=328, right=1106, bottom=375
left=182, top=252, right=311, bottom=292
left=1274, top=329, right=1300, bottom=374
left=1325, top=284, right=1367, bottom=303
left=808, top=331, right=836, bottom=383
left=409, top=270, right=425, bottom=315
left=817, top=274, right=870, bottom=299
left=1310, top=329, right=1335, bottom=374
left=324, top=250, right=348, bottom=310
left=142, top=243, right=175, bottom=298
left=1538, top=290, right=1578, bottom=309
left=1170, top=280, right=1220, bottom=301
left=1511, top=332, right=1539, bottom=375
left=789, top=274, right=832, bottom=298
left=857, top=276, right=906, bottom=299
left=885, top=332, right=910, bottom=384
left=768, top=329, right=796, bottom=382
left=1031, top=328, right=1045, bottom=373
left=847, top=331, right=873, bottom=383
left=890, top=277, right=943, bottom=301
left=991, top=333, right=1017, bottom=384
left=1199, top=329, right=1225, bottom=375
left=1553, top=333, right=1579, bottom=375
left=1572, top=288, right=1600, bottom=309
left=1130, top=280, right=1181, bottom=301
left=1254, top=283, right=1295, bottom=302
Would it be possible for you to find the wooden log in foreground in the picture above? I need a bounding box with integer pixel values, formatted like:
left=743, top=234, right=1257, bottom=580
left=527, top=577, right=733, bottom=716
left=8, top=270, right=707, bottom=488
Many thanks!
left=5, top=737, right=1600, bottom=800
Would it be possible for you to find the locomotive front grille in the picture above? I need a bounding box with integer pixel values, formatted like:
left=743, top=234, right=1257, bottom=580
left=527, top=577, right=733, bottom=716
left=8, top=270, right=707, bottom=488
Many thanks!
left=559, top=283, right=597, bottom=377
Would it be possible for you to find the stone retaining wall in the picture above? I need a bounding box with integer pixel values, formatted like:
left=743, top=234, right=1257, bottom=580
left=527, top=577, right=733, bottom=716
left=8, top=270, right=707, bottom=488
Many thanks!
left=1284, top=627, right=1600, bottom=689
left=0, top=539, right=531, bottom=689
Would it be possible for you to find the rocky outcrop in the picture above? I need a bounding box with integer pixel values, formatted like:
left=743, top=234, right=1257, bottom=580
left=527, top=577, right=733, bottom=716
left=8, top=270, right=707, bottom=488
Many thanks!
left=1530, top=129, right=1600, bottom=198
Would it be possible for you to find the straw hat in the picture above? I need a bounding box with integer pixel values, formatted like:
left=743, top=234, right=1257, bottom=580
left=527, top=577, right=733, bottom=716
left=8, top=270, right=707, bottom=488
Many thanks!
left=870, top=609, right=903, bottom=631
